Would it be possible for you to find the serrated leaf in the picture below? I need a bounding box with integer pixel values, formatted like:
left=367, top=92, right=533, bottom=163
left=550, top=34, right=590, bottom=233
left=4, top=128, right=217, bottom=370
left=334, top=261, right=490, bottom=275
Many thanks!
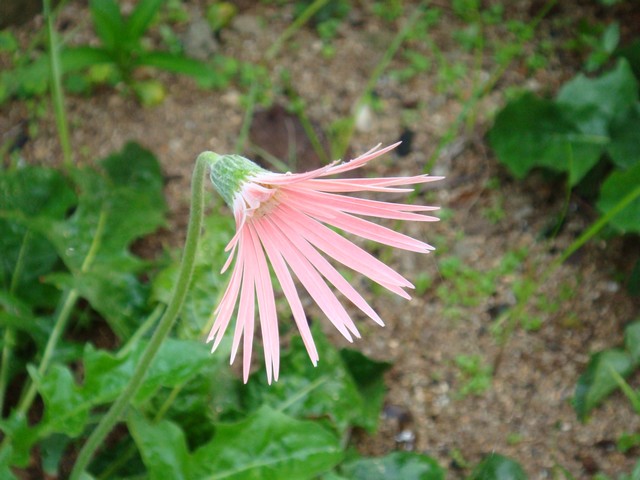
left=487, top=93, right=605, bottom=185
left=130, top=406, right=342, bottom=480
left=0, top=413, right=40, bottom=468
left=34, top=143, right=167, bottom=337
left=625, top=321, right=640, bottom=364
left=340, top=452, right=445, bottom=480
left=0, top=167, right=75, bottom=307
left=574, top=349, right=635, bottom=421
left=596, top=162, right=640, bottom=233
left=190, top=406, right=343, bottom=479
left=83, top=338, right=212, bottom=405
left=28, top=364, right=88, bottom=437
left=128, top=410, right=190, bottom=480
left=469, top=453, right=527, bottom=480
left=340, top=348, right=391, bottom=433
left=245, top=326, right=363, bottom=433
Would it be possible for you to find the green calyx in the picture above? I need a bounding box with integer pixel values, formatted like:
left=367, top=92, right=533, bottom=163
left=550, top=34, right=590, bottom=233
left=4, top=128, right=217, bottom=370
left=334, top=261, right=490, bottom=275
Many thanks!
left=198, top=152, right=266, bottom=206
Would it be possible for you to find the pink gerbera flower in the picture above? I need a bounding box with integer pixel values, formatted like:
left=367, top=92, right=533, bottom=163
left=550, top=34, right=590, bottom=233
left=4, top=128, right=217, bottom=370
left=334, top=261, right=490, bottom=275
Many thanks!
left=207, top=143, right=441, bottom=383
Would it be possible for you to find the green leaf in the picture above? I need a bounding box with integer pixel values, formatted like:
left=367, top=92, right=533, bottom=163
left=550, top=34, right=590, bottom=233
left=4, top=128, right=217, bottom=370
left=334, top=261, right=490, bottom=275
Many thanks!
left=557, top=59, right=638, bottom=125
left=0, top=444, right=19, bottom=480
left=625, top=321, right=640, bottom=365
left=128, top=410, right=190, bottom=480
left=89, top=0, right=126, bottom=51
left=596, top=162, right=640, bottom=234
left=134, top=52, right=215, bottom=87
left=35, top=143, right=166, bottom=337
left=469, top=453, right=527, bottom=480
left=487, top=92, right=605, bottom=185
left=60, top=46, right=114, bottom=72
left=190, top=406, right=343, bottom=479
left=574, top=349, right=635, bottom=421
left=0, top=166, right=76, bottom=307
left=0, top=413, right=40, bottom=467
left=29, top=364, right=88, bottom=437
left=340, top=348, right=391, bottom=432
left=83, top=338, right=212, bottom=405
left=245, top=326, right=364, bottom=434
left=607, top=103, right=640, bottom=170
left=130, top=406, right=342, bottom=480
left=127, top=0, right=165, bottom=44
left=340, top=452, right=445, bottom=480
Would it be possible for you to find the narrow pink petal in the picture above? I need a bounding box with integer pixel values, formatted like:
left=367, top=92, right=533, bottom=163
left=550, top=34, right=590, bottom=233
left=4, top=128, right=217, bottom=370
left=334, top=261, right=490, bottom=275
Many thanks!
left=321, top=142, right=400, bottom=176
left=307, top=207, right=435, bottom=253
left=208, top=242, right=244, bottom=350
left=247, top=223, right=280, bottom=383
left=229, top=235, right=255, bottom=384
left=277, top=203, right=413, bottom=293
left=270, top=208, right=384, bottom=326
left=253, top=219, right=319, bottom=365
left=299, top=174, right=442, bottom=193
left=285, top=187, right=440, bottom=222
left=262, top=215, right=360, bottom=342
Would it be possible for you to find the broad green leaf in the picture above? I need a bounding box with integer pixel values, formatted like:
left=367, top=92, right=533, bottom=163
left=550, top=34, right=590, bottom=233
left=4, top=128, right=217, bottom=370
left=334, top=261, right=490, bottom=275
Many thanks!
left=35, top=143, right=166, bottom=337
left=135, top=52, right=216, bottom=87
left=128, top=410, right=190, bottom=480
left=190, top=406, right=343, bottom=479
left=0, top=166, right=75, bottom=306
left=487, top=93, right=605, bottom=185
left=596, top=162, right=640, bottom=233
left=557, top=59, right=638, bottom=125
left=0, top=413, right=40, bottom=467
left=89, top=0, right=126, bottom=51
left=130, top=406, right=342, bottom=480
left=83, top=338, right=212, bottom=405
left=608, top=103, right=640, bottom=170
left=574, top=349, right=635, bottom=421
left=625, top=321, right=640, bottom=364
left=469, top=453, right=527, bottom=480
left=340, top=348, right=391, bottom=433
left=28, top=364, right=88, bottom=437
left=127, top=0, right=165, bottom=43
left=245, top=326, right=364, bottom=433
left=340, top=452, right=445, bottom=480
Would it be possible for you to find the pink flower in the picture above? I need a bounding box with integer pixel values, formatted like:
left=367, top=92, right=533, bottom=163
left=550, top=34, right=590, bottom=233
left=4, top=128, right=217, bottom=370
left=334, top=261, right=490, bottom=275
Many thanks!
left=207, top=143, right=441, bottom=383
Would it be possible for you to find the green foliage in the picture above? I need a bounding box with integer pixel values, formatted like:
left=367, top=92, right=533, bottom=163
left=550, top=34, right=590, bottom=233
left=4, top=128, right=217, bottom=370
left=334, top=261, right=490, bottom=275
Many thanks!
left=0, top=0, right=220, bottom=105
left=339, top=451, right=445, bottom=480
left=489, top=59, right=640, bottom=236
left=469, top=453, right=527, bottom=480
left=574, top=320, right=640, bottom=421
left=246, top=326, right=389, bottom=434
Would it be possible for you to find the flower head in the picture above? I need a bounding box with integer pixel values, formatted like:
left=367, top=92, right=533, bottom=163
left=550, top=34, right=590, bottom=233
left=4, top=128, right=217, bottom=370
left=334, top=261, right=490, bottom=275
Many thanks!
left=207, top=143, right=441, bottom=383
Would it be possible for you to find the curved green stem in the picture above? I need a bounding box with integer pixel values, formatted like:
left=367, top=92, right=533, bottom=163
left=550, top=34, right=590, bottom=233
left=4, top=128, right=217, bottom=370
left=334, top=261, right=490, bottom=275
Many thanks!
left=69, top=152, right=216, bottom=480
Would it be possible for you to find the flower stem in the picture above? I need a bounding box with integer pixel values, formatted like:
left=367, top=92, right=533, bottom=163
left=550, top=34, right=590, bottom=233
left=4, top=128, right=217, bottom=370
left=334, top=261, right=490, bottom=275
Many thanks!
left=44, top=0, right=73, bottom=170
left=69, top=152, right=216, bottom=480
